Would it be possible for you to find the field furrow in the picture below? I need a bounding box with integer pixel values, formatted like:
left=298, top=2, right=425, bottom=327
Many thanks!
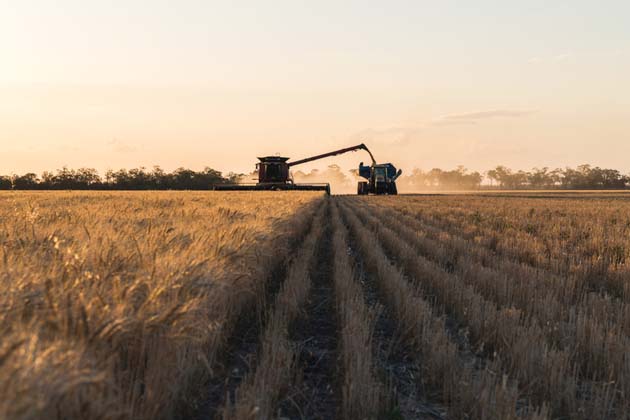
left=337, top=198, right=549, bottom=419
left=380, top=200, right=630, bottom=335
left=329, top=201, right=384, bottom=418
left=340, top=204, right=447, bottom=419
left=387, top=197, right=630, bottom=300
left=339, top=197, right=624, bottom=419
left=280, top=200, right=340, bottom=419
left=353, top=198, right=630, bottom=395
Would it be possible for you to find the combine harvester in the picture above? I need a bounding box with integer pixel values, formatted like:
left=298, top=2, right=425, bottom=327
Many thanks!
left=214, top=143, right=401, bottom=195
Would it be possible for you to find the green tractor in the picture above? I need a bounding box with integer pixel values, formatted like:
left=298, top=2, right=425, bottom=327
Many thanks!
left=357, top=162, right=402, bottom=195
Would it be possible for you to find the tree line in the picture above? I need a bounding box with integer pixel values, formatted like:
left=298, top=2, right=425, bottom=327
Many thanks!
left=399, top=164, right=629, bottom=190
left=0, top=167, right=237, bottom=190
left=1, top=163, right=628, bottom=190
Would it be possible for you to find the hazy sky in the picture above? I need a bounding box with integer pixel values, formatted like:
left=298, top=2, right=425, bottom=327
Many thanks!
left=1, top=0, right=629, bottom=175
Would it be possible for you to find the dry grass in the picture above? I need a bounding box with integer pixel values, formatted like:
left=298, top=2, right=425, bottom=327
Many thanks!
left=3, top=191, right=628, bottom=419
left=0, top=191, right=322, bottom=420
left=346, top=194, right=629, bottom=419
left=337, top=198, right=548, bottom=420
left=330, top=201, right=384, bottom=418
left=221, top=199, right=327, bottom=419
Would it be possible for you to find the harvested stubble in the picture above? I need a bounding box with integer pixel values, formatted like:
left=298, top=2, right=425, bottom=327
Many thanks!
left=329, top=201, right=384, bottom=418
left=343, top=197, right=620, bottom=419
left=354, top=198, right=630, bottom=394
left=337, top=199, right=549, bottom=420
left=379, top=199, right=630, bottom=334
left=0, top=191, right=323, bottom=420
left=348, top=195, right=626, bottom=419
left=388, top=195, right=630, bottom=299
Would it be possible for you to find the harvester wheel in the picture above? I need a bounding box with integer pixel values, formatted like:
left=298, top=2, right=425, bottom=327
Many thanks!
left=390, top=183, right=398, bottom=195
left=357, top=182, right=368, bottom=195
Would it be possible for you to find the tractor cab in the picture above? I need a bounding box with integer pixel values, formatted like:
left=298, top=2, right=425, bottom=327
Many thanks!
left=256, top=157, right=291, bottom=184
left=374, top=166, right=388, bottom=182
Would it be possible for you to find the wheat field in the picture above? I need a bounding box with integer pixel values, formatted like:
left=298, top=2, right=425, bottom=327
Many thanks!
left=1, top=191, right=630, bottom=419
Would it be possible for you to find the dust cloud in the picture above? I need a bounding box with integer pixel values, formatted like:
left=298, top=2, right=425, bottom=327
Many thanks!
left=292, top=164, right=359, bottom=194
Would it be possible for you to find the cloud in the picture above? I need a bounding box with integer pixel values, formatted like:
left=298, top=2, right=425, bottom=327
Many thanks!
left=442, top=110, right=534, bottom=121
left=431, top=119, right=477, bottom=127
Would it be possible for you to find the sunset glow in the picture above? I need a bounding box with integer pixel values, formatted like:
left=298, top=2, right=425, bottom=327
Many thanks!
left=1, top=1, right=629, bottom=175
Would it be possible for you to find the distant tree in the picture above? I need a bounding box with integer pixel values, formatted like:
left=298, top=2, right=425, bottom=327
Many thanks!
left=529, top=167, right=553, bottom=188
left=0, top=176, right=12, bottom=190
left=466, top=171, right=483, bottom=189
left=12, top=173, right=39, bottom=190
left=492, top=166, right=512, bottom=188
left=486, top=169, right=499, bottom=187
left=40, top=167, right=101, bottom=189
left=549, top=168, right=563, bottom=187
left=398, top=166, right=481, bottom=190
left=398, top=168, right=430, bottom=190
left=426, top=168, right=443, bottom=188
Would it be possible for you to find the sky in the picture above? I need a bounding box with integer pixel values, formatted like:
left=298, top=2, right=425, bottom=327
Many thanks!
left=1, top=0, right=629, bottom=176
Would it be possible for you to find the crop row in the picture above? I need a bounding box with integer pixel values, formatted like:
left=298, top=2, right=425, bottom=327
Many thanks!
left=341, top=196, right=622, bottom=419
left=355, top=197, right=630, bottom=394
left=337, top=199, right=549, bottom=419
left=388, top=196, right=630, bottom=299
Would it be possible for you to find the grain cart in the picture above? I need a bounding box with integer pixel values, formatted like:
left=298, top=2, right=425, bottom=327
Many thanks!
left=357, top=162, right=402, bottom=195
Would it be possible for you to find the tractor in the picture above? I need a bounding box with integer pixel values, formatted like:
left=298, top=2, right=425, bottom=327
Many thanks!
left=357, top=162, right=402, bottom=195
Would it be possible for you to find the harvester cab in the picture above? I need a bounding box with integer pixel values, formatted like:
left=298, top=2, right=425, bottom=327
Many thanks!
left=357, top=162, right=402, bottom=195
left=256, top=156, right=291, bottom=184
